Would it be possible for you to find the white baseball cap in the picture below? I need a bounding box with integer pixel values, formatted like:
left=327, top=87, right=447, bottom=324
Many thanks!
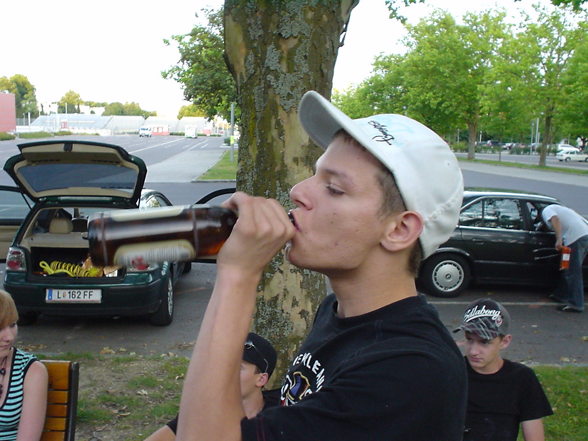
left=298, top=90, right=463, bottom=259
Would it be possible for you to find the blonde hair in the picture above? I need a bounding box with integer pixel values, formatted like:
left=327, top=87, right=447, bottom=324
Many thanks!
left=0, top=290, right=19, bottom=329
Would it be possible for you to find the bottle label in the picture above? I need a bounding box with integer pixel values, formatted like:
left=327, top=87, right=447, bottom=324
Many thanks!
left=113, top=240, right=197, bottom=266
left=108, top=206, right=187, bottom=222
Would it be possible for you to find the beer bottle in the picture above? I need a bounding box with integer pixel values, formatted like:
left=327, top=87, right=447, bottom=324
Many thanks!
left=87, top=205, right=237, bottom=267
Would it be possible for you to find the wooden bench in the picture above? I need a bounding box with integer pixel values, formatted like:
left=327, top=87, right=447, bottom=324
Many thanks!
left=41, top=360, right=79, bottom=441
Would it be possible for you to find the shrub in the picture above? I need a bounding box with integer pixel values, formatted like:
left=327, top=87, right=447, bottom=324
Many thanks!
left=18, top=131, right=54, bottom=139
left=0, top=132, right=16, bottom=141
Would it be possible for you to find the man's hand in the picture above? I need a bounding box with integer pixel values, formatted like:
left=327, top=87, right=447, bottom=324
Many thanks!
left=176, top=192, right=295, bottom=441
left=220, top=192, right=296, bottom=279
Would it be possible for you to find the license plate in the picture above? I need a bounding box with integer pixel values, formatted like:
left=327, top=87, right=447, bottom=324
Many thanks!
left=46, top=289, right=102, bottom=303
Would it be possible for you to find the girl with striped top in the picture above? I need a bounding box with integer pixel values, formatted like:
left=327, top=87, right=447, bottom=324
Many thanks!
left=0, top=290, right=47, bottom=441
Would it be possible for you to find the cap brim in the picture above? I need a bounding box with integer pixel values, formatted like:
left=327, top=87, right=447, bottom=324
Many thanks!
left=454, top=322, right=500, bottom=340
left=299, top=91, right=359, bottom=150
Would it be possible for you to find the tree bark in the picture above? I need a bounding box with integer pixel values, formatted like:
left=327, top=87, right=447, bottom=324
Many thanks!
left=539, top=102, right=556, bottom=167
left=467, top=118, right=478, bottom=160
left=223, top=0, right=358, bottom=386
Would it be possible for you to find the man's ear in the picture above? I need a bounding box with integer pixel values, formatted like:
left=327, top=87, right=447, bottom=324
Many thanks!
left=256, top=372, right=269, bottom=388
left=380, top=211, right=424, bottom=252
left=500, top=334, right=512, bottom=350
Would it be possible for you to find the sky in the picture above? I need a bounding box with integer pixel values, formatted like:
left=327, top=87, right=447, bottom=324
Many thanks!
left=0, top=0, right=555, bottom=118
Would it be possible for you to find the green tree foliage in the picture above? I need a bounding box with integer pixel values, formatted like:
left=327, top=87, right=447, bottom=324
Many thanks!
left=550, top=0, right=588, bottom=9
left=560, top=22, right=588, bottom=148
left=0, top=74, right=38, bottom=118
left=338, top=4, right=586, bottom=162
left=333, top=54, right=410, bottom=118
left=58, top=90, right=83, bottom=113
left=177, top=103, right=206, bottom=119
left=162, top=7, right=236, bottom=122
left=102, top=101, right=155, bottom=117
left=377, top=10, right=509, bottom=158
left=496, top=6, right=586, bottom=165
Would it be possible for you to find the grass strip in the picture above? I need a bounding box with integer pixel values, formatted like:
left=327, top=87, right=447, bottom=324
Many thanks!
left=198, top=149, right=238, bottom=180
left=458, top=158, right=588, bottom=176
left=37, top=353, right=588, bottom=440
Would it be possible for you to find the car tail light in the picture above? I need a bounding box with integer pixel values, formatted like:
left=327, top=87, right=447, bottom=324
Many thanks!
left=6, top=247, right=26, bottom=272
left=126, top=259, right=159, bottom=272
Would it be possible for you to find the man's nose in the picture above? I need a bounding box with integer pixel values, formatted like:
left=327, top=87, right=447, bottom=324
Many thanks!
left=289, top=178, right=310, bottom=208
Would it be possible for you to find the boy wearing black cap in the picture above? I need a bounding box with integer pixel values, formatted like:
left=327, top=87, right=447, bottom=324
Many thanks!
left=177, top=91, right=466, bottom=441
left=145, top=333, right=278, bottom=441
left=455, top=299, right=553, bottom=441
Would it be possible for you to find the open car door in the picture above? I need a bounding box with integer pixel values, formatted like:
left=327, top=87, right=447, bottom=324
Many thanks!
left=0, top=185, right=32, bottom=261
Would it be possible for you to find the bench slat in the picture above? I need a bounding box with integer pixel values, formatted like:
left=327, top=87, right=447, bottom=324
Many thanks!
left=40, top=360, right=79, bottom=441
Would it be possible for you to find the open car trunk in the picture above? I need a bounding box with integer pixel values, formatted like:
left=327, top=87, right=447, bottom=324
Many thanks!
left=20, top=207, right=125, bottom=280
left=29, top=247, right=125, bottom=279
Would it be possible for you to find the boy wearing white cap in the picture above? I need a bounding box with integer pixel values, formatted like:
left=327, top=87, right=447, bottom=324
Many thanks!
left=454, top=299, right=553, bottom=441
left=177, top=91, right=467, bottom=441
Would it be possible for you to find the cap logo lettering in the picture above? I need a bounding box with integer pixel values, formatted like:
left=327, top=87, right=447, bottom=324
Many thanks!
left=368, top=120, right=395, bottom=145
left=463, top=305, right=503, bottom=326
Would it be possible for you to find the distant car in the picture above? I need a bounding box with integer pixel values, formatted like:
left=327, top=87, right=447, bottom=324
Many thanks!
left=556, top=144, right=580, bottom=154
left=556, top=150, right=588, bottom=162
left=1, top=140, right=191, bottom=326
left=417, top=189, right=588, bottom=298
left=138, top=127, right=152, bottom=137
left=485, top=140, right=502, bottom=147
left=185, top=126, right=198, bottom=139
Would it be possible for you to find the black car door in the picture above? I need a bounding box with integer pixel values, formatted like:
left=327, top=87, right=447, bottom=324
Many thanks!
left=0, top=185, right=32, bottom=261
left=458, top=197, right=549, bottom=285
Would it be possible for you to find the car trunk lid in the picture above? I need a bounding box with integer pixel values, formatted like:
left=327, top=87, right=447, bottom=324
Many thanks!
left=3, top=140, right=146, bottom=205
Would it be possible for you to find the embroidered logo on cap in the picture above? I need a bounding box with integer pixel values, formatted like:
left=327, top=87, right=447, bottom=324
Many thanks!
left=463, top=305, right=503, bottom=326
left=368, top=120, right=395, bottom=144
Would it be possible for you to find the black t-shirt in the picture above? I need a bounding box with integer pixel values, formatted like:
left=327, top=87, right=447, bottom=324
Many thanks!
left=241, top=294, right=467, bottom=441
left=464, top=358, right=553, bottom=441
left=166, top=388, right=280, bottom=433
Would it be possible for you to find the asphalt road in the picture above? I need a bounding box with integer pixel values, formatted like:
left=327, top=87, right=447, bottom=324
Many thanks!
left=0, top=136, right=586, bottom=365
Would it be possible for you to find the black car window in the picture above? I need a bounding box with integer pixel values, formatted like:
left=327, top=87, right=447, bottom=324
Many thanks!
left=460, top=198, right=523, bottom=230
left=0, top=189, right=31, bottom=221
left=526, top=201, right=555, bottom=231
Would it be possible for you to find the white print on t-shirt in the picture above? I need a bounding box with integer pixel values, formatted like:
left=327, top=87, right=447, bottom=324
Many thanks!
left=280, top=352, right=326, bottom=406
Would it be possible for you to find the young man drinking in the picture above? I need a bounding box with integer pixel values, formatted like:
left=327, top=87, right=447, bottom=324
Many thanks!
left=176, top=91, right=467, bottom=441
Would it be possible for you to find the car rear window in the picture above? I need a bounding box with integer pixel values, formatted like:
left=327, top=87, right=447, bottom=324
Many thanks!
left=17, top=163, right=140, bottom=195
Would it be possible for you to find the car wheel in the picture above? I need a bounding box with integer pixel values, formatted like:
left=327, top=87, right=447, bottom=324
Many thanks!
left=420, top=254, right=471, bottom=298
left=18, top=312, right=38, bottom=326
left=149, top=275, right=174, bottom=326
left=564, top=157, right=570, bottom=162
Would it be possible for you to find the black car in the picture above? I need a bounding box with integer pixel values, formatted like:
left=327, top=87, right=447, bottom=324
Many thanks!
left=417, top=189, right=588, bottom=298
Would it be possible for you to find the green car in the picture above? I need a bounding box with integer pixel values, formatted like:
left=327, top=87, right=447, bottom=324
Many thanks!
left=2, top=139, right=189, bottom=326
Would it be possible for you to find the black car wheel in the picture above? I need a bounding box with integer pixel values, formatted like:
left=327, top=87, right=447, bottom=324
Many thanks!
left=420, top=253, right=471, bottom=298
left=149, top=274, right=174, bottom=326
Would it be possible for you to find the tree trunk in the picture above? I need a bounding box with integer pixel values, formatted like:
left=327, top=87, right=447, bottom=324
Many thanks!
left=467, top=119, right=478, bottom=160
left=224, top=0, right=358, bottom=386
left=539, top=103, right=555, bottom=167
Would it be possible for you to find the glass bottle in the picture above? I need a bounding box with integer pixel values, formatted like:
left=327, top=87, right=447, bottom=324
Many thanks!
left=87, top=205, right=237, bottom=267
